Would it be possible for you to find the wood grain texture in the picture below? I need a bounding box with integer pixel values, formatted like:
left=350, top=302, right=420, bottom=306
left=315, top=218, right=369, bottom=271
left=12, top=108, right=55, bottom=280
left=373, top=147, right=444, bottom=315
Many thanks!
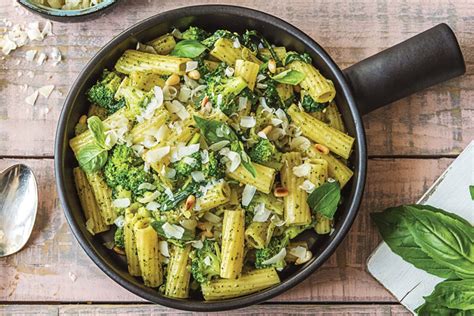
left=0, top=157, right=451, bottom=303
left=0, top=0, right=473, bottom=157
left=0, top=304, right=410, bottom=315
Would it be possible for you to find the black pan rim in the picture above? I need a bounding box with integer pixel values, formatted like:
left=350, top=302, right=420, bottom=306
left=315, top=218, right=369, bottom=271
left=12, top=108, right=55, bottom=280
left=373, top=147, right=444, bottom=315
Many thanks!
left=54, top=4, right=367, bottom=312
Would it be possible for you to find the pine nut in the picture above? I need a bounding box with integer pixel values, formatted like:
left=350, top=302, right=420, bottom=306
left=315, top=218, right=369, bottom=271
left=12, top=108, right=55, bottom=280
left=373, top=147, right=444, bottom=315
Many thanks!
left=268, top=59, right=277, bottom=73
left=274, top=187, right=289, bottom=197
left=201, top=95, right=209, bottom=107
left=185, top=195, right=196, bottom=210
left=113, top=246, right=125, bottom=255
left=165, top=74, right=180, bottom=86
left=260, top=125, right=273, bottom=135
left=295, top=250, right=313, bottom=265
left=79, top=115, right=87, bottom=125
left=314, top=143, right=329, bottom=155
left=188, top=69, right=201, bottom=80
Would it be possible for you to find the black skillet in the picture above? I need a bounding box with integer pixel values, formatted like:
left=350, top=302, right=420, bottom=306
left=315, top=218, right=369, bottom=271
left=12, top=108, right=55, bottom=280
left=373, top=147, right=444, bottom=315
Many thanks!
left=54, top=5, right=465, bottom=312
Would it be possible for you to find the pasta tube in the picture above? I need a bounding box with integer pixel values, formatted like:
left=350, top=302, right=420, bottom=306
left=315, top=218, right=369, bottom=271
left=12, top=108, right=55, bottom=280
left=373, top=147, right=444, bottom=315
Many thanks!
left=202, top=268, right=280, bottom=300
left=124, top=208, right=141, bottom=276
left=245, top=221, right=275, bottom=249
left=281, top=152, right=311, bottom=226
left=85, top=171, right=115, bottom=225
left=315, top=212, right=332, bottom=234
left=235, top=59, right=260, bottom=90
left=147, top=33, right=176, bottom=55
left=226, top=163, right=276, bottom=194
left=129, top=71, right=166, bottom=91
left=165, top=245, right=192, bottom=298
left=115, top=50, right=190, bottom=75
left=73, top=167, right=109, bottom=235
left=288, top=104, right=354, bottom=159
left=287, top=60, right=335, bottom=103
left=210, top=38, right=261, bottom=66
left=325, top=102, right=346, bottom=133
left=308, top=159, right=328, bottom=188
left=307, top=147, right=353, bottom=188
left=130, top=109, right=169, bottom=144
left=134, top=218, right=163, bottom=287
left=198, top=181, right=231, bottom=211
left=220, top=208, right=245, bottom=279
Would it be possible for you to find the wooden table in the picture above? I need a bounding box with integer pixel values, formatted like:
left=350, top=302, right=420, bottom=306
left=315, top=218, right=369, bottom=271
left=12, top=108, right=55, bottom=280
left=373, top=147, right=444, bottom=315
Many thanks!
left=1, top=0, right=472, bottom=314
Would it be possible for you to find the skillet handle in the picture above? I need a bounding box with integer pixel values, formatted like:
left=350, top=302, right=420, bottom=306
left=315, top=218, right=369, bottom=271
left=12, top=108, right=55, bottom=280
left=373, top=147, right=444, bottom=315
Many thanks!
left=343, top=23, right=465, bottom=115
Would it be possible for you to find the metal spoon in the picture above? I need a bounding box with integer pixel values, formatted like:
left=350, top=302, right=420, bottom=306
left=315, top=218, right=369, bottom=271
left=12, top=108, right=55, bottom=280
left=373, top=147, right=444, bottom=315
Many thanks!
left=0, top=164, right=38, bottom=257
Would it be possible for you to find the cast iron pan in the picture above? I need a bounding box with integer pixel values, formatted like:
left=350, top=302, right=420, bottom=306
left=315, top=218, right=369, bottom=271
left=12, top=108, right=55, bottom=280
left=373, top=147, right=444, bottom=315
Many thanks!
left=54, top=5, right=465, bottom=311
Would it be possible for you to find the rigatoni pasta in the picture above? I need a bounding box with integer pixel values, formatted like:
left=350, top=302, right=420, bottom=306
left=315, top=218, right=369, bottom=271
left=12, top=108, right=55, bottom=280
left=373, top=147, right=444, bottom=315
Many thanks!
left=70, top=25, right=356, bottom=301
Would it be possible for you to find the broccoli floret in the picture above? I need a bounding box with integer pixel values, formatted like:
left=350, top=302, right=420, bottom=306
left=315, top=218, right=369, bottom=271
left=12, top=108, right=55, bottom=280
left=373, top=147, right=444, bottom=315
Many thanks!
left=201, top=29, right=236, bottom=48
left=87, top=70, right=126, bottom=114
left=172, top=152, right=202, bottom=179
left=202, top=151, right=225, bottom=179
left=182, top=26, right=210, bottom=42
left=248, top=138, right=282, bottom=170
left=114, top=227, right=125, bottom=249
left=255, top=235, right=289, bottom=269
left=104, top=145, right=154, bottom=196
left=300, top=93, right=328, bottom=113
left=191, top=239, right=221, bottom=283
left=207, top=76, right=248, bottom=116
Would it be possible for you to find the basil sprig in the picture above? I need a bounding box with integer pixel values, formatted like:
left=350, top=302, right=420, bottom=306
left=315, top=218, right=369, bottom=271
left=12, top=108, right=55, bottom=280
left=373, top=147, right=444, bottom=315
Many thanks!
left=193, top=116, right=256, bottom=177
left=271, top=69, right=305, bottom=85
left=372, top=204, right=474, bottom=314
left=307, top=181, right=341, bottom=219
left=171, top=39, right=207, bottom=58
left=77, top=116, right=110, bottom=173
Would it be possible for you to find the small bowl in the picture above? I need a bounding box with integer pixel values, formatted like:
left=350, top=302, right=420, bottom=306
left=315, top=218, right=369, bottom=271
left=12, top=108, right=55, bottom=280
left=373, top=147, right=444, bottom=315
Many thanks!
left=17, top=0, right=120, bottom=22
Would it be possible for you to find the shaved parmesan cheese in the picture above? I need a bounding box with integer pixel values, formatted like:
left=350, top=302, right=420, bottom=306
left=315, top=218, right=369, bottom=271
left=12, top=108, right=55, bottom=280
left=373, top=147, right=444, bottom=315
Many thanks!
left=185, top=61, right=198, bottom=72
left=165, top=167, right=176, bottom=179
left=132, top=144, right=145, bottom=156
left=225, top=66, right=235, bottom=77
left=191, top=171, right=205, bottom=182
left=38, top=85, right=54, bottom=98
left=191, top=240, right=203, bottom=249
left=41, top=21, right=53, bottom=37
left=233, top=38, right=241, bottom=48
left=260, top=97, right=273, bottom=113
left=159, top=241, right=170, bottom=257
left=253, top=203, right=271, bottom=222
left=26, top=22, right=43, bottom=41
left=25, top=90, right=38, bottom=105
left=289, top=246, right=307, bottom=259
left=136, top=42, right=157, bottom=54
left=271, top=118, right=283, bottom=126
left=240, top=116, right=256, bottom=128
left=137, top=191, right=160, bottom=204
left=293, top=163, right=311, bottom=177
left=271, top=214, right=286, bottom=227
left=114, top=215, right=125, bottom=228
left=262, top=247, right=286, bottom=265
left=138, top=182, right=156, bottom=191
left=162, top=223, right=185, bottom=239
left=178, top=86, right=192, bottom=103
left=241, top=184, right=257, bottom=207
left=145, top=146, right=170, bottom=163
left=257, top=131, right=268, bottom=139
left=201, top=149, right=209, bottom=163
left=177, top=143, right=200, bottom=160
left=146, top=201, right=159, bottom=211
left=166, top=100, right=189, bottom=120
left=226, top=151, right=241, bottom=172
left=208, top=140, right=230, bottom=151
left=203, top=212, right=221, bottom=223
left=25, top=49, right=36, bottom=61
left=36, top=52, right=46, bottom=65
left=112, top=198, right=130, bottom=208
left=216, top=94, right=223, bottom=106
left=257, top=74, right=266, bottom=82
left=256, top=83, right=267, bottom=89
left=171, top=28, right=183, bottom=39
left=183, top=156, right=197, bottom=166
left=153, top=86, right=164, bottom=106
left=203, top=255, right=212, bottom=266
left=238, top=96, right=248, bottom=111
left=290, top=136, right=311, bottom=151
left=0, top=36, right=17, bottom=55
left=104, top=131, right=118, bottom=149
left=300, top=180, right=316, bottom=193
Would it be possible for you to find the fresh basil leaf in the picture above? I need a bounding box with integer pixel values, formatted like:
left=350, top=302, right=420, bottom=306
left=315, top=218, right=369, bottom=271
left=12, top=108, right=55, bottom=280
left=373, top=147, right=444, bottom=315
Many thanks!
left=371, top=206, right=457, bottom=279
left=284, top=52, right=312, bottom=65
left=416, top=301, right=464, bottom=316
left=170, top=39, right=207, bottom=58
left=77, top=143, right=108, bottom=173
left=470, top=185, right=474, bottom=200
left=87, top=116, right=106, bottom=148
left=240, top=150, right=257, bottom=177
left=307, top=181, right=340, bottom=219
left=271, top=69, right=305, bottom=85
left=405, top=205, right=474, bottom=279
left=424, top=280, right=474, bottom=311
left=150, top=220, right=194, bottom=242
